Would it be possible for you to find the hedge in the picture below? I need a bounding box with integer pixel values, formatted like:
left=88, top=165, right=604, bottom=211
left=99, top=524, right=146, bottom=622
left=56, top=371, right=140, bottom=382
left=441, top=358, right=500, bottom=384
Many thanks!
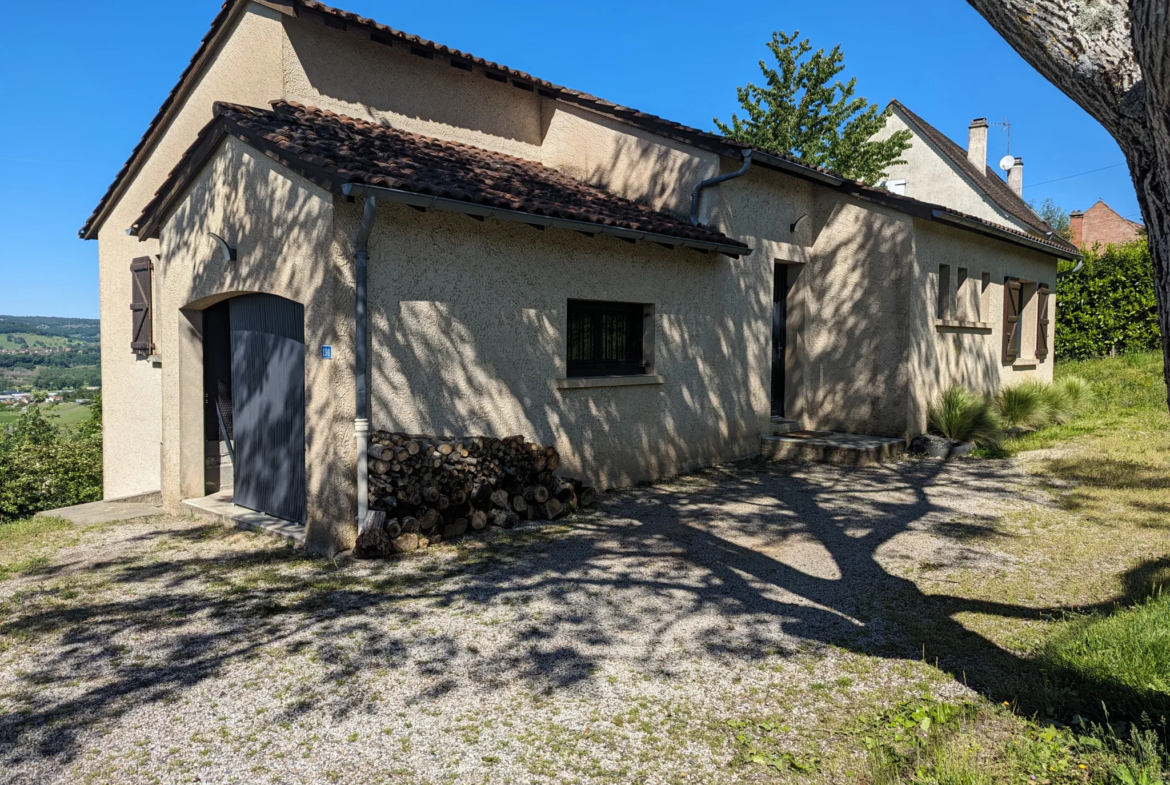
left=0, top=399, right=102, bottom=522
left=1056, top=238, right=1161, bottom=360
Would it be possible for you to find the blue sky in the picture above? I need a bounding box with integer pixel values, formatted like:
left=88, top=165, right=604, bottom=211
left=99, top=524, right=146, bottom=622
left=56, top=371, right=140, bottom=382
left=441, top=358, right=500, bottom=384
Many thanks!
left=0, top=0, right=1139, bottom=318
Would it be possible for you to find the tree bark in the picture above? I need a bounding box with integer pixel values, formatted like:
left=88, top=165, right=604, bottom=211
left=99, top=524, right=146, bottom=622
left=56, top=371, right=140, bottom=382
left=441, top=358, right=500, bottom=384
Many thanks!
left=966, top=0, right=1170, bottom=407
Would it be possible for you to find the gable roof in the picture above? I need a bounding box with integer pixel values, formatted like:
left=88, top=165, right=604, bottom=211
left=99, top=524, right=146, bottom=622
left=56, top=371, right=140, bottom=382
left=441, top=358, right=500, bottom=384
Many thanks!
left=83, top=0, right=1080, bottom=261
left=132, top=101, right=750, bottom=256
left=888, top=100, right=1077, bottom=252
left=1080, top=199, right=1144, bottom=227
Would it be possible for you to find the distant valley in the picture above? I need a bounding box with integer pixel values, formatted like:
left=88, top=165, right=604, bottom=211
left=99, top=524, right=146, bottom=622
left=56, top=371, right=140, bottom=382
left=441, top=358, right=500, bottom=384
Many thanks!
left=0, top=315, right=101, bottom=391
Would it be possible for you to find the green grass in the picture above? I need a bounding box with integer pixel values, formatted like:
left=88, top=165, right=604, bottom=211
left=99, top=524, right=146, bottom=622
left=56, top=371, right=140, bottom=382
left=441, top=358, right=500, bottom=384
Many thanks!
left=0, top=402, right=93, bottom=431
left=0, top=516, right=76, bottom=581
left=0, top=333, right=81, bottom=350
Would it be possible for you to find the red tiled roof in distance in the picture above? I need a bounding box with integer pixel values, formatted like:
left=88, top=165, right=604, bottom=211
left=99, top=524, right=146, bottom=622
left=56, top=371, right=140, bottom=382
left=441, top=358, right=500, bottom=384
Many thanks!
left=134, top=101, right=749, bottom=252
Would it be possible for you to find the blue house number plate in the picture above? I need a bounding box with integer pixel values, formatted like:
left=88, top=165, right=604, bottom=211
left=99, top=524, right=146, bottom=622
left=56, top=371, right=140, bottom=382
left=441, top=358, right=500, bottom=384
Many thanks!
left=320, top=345, right=333, bottom=359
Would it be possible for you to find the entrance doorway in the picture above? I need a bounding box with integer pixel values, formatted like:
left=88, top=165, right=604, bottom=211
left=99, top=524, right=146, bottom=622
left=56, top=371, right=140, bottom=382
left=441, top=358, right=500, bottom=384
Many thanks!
left=772, top=264, right=791, bottom=417
left=202, top=294, right=306, bottom=524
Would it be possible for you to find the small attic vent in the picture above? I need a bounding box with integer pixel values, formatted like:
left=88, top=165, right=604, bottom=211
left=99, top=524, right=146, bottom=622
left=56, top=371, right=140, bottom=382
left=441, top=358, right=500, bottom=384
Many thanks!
left=323, top=16, right=346, bottom=30
left=370, top=32, right=393, bottom=47
left=450, top=59, right=473, bottom=72
left=485, top=72, right=508, bottom=83
left=410, top=46, right=434, bottom=59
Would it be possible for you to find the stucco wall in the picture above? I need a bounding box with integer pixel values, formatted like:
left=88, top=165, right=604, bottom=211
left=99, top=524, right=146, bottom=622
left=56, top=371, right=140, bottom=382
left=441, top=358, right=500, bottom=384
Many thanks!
left=910, top=219, right=1057, bottom=433
left=356, top=201, right=762, bottom=492
left=95, top=2, right=285, bottom=498
left=281, top=12, right=544, bottom=160
left=157, top=135, right=353, bottom=554
left=874, top=112, right=1033, bottom=235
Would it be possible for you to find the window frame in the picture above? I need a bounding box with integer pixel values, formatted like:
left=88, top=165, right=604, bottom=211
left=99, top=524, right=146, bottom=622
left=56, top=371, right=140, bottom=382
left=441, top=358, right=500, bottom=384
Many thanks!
left=566, top=299, right=649, bottom=378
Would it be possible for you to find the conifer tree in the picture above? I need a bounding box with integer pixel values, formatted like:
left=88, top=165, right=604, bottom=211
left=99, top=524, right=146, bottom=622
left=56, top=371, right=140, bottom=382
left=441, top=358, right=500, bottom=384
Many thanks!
left=714, top=31, right=911, bottom=184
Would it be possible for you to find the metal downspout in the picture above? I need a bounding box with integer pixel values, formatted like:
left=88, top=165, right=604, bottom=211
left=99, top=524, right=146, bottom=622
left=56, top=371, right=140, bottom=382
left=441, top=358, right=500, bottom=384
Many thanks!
left=690, top=149, right=753, bottom=226
left=353, top=194, right=378, bottom=532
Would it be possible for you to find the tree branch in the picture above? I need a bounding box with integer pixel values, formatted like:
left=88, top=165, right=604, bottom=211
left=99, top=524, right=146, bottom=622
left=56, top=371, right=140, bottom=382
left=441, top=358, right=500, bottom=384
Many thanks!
left=964, top=0, right=1142, bottom=136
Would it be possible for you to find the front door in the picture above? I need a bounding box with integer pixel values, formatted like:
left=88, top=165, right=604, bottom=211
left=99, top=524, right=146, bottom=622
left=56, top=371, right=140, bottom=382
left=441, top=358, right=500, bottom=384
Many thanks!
left=771, top=264, right=789, bottom=417
left=229, top=294, right=306, bottom=524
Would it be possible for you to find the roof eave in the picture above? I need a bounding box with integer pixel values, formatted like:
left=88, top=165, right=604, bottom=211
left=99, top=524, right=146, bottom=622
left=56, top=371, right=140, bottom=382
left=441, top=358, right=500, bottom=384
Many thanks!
left=340, top=182, right=750, bottom=257
left=929, top=209, right=1082, bottom=261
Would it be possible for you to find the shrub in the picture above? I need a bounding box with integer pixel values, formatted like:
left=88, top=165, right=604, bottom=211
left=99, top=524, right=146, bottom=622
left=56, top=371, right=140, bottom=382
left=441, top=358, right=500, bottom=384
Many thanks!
left=1040, top=381, right=1076, bottom=425
left=995, top=381, right=1052, bottom=430
left=0, top=399, right=102, bottom=523
left=1056, top=238, right=1161, bottom=359
left=928, top=387, right=1003, bottom=447
left=1055, top=374, right=1094, bottom=418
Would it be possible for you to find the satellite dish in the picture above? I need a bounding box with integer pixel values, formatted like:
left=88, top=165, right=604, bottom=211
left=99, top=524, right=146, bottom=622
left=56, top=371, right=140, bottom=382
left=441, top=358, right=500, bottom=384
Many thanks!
left=998, top=155, right=1016, bottom=171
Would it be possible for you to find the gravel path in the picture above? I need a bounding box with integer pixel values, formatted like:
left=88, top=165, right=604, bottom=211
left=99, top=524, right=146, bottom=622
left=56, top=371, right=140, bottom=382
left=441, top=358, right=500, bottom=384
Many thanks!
left=0, top=457, right=1052, bottom=784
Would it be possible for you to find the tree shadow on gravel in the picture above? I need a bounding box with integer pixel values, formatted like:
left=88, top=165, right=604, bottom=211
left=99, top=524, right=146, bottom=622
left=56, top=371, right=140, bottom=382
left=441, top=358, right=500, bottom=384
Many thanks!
left=1, top=459, right=1165, bottom=769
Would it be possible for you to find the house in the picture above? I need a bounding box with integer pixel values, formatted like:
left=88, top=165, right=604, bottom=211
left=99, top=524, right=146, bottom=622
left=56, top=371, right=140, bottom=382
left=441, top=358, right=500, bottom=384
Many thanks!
left=81, top=0, right=1080, bottom=554
left=1070, top=200, right=1144, bottom=249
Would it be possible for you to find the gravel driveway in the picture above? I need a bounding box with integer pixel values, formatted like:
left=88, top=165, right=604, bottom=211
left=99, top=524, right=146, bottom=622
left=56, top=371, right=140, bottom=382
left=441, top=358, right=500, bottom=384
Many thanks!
left=0, top=457, right=1052, bottom=784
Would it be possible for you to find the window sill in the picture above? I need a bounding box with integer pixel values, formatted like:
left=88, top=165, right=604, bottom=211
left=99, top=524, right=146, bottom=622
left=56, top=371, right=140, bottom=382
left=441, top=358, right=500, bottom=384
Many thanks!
left=1010, top=359, right=1039, bottom=369
left=935, top=318, right=992, bottom=333
left=556, top=374, right=665, bottom=390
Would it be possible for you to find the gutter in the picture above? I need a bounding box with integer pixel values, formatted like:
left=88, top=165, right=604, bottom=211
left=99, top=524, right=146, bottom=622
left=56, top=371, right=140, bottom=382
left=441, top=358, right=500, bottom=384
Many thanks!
left=352, top=194, right=378, bottom=534
left=341, top=183, right=749, bottom=257
left=929, top=210, right=1082, bottom=261
left=690, top=150, right=753, bottom=226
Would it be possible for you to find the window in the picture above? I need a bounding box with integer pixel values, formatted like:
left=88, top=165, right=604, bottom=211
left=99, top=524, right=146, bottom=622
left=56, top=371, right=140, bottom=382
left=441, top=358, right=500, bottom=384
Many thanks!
left=567, top=299, right=648, bottom=377
left=936, top=264, right=952, bottom=320
left=1002, top=277, right=1022, bottom=362
left=130, top=256, right=154, bottom=355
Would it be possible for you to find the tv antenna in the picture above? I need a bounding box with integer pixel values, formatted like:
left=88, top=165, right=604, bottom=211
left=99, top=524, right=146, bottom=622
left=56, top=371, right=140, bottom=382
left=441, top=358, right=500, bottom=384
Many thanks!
left=988, top=118, right=1012, bottom=163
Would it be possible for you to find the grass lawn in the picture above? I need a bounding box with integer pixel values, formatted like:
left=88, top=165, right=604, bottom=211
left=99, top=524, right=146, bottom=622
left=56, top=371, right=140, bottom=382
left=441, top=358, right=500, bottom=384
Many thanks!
left=0, top=354, right=1167, bottom=784
left=0, top=401, right=93, bottom=431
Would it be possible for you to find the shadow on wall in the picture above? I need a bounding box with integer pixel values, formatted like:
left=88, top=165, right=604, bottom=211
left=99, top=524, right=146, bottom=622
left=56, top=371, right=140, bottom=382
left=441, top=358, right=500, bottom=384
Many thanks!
left=3, top=459, right=1163, bottom=769
left=163, top=137, right=353, bottom=549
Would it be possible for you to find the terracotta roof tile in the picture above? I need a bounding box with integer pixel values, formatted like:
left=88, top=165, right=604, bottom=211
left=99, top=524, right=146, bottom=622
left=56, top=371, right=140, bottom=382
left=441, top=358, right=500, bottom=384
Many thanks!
left=135, top=101, right=748, bottom=251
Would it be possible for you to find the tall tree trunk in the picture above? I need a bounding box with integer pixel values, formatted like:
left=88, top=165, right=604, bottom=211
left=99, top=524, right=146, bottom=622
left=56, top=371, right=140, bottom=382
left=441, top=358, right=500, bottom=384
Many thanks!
left=966, top=0, right=1170, bottom=408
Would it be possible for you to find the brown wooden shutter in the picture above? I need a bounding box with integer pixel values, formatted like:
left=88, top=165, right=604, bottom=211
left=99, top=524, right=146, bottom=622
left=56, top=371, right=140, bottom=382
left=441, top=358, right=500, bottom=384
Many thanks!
left=130, top=257, right=153, bottom=355
left=1035, top=285, right=1051, bottom=360
left=1002, top=278, right=1021, bottom=362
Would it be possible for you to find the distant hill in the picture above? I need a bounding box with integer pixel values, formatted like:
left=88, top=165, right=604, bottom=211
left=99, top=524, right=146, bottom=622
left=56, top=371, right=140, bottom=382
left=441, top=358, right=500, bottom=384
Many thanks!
left=0, top=316, right=100, bottom=390
left=0, top=315, right=100, bottom=343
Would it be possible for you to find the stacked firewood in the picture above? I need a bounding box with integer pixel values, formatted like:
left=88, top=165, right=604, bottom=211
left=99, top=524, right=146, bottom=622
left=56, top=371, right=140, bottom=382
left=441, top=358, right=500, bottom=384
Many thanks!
left=355, top=431, right=597, bottom=558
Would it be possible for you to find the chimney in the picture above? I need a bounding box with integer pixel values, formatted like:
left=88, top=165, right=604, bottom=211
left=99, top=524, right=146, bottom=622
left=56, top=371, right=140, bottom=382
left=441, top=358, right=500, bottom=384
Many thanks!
left=1069, top=210, right=1084, bottom=247
left=1007, top=157, right=1023, bottom=196
left=968, top=118, right=988, bottom=171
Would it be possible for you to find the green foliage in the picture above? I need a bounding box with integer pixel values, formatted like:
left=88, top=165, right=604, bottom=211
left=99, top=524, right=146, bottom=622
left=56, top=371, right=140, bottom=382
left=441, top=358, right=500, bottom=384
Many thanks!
left=995, top=380, right=1054, bottom=430
left=1034, top=197, right=1072, bottom=240
left=0, top=396, right=102, bottom=522
left=713, top=30, right=912, bottom=184
left=32, top=366, right=100, bottom=390
left=928, top=387, right=1003, bottom=447
left=1056, top=239, right=1161, bottom=360
left=726, top=717, right=819, bottom=773
left=1042, top=590, right=1170, bottom=725
left=1057, top=375, right=1095, bottom=417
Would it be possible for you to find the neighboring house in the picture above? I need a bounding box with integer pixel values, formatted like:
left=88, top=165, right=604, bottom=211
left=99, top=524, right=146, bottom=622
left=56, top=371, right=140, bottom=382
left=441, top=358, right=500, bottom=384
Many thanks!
left=872, top=101, right=1062, bottom=242
left=1070, top=200, right=1144, bottom=249
left=82, top=0, right=1079, bottom=554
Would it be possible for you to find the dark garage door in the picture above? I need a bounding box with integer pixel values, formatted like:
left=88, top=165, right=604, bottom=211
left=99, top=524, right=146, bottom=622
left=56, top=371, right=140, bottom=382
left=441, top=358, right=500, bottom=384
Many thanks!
left=230, top=294, right=306, bottom=525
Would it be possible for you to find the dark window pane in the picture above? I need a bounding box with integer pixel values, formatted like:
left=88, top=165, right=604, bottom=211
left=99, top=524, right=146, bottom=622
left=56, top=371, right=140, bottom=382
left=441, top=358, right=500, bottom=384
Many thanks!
left=567, top=300, right=645, bottom=376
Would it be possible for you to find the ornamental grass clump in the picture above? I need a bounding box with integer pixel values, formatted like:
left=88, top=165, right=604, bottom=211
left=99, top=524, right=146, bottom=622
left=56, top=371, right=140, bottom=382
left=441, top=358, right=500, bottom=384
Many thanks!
left=995, top=380, right=1052, bottom=430
left=1056, top=374, right=1094, bottom=417
left=927, top=386, right=1003, bottom=448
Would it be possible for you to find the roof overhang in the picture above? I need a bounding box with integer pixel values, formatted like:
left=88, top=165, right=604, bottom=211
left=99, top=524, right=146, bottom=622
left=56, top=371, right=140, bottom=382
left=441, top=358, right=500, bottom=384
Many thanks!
left=339, top=183, right=749, bottom=257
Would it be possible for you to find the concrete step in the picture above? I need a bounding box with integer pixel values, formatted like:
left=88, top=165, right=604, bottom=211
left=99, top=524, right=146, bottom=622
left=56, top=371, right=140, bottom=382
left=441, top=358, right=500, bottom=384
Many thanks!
left=770, top=416, right=802, bottom=435
left=761, top=430, right=906, bottom=466
left=182, top=490, right=305, bottom=546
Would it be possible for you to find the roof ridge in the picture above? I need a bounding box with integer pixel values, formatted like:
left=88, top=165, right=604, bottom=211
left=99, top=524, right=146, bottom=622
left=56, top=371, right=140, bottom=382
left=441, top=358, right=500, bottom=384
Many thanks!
left=888, top=100, right=1075, bottom=250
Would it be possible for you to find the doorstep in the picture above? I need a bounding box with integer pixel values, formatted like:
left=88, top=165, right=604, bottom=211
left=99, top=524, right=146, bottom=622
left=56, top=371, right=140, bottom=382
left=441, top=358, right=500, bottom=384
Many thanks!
left=761, top=430, right=906, bottom=466
left=181, top=490, right=306, bottom=546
